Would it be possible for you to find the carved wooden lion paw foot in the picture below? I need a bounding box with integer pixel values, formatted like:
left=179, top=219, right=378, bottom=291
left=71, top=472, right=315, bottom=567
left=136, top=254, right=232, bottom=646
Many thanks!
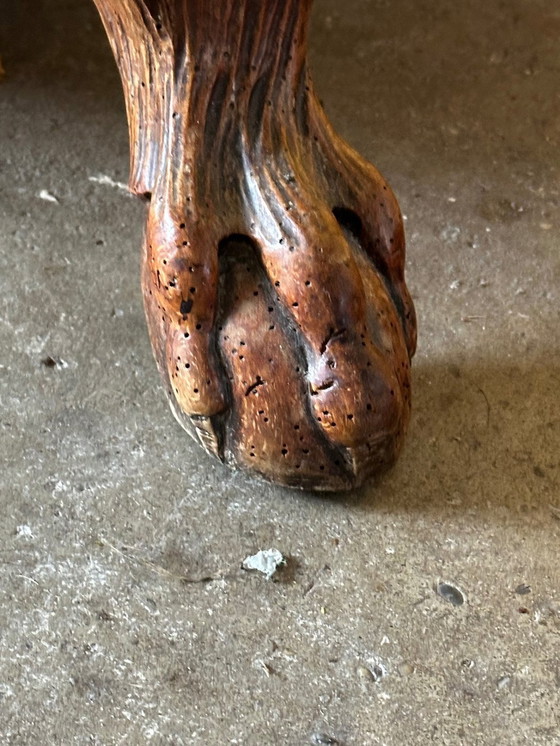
left=95, top=0, right=416, bottom=490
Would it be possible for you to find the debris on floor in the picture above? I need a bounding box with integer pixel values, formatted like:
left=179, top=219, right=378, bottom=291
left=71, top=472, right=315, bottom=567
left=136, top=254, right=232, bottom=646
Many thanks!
left=497, top=675, right=513, bottom=690
left=436, top=581, right=466, bottom=607
left=242, top=548, right=285, bottom=580
left=41, top=356, right=68, bottom=370
left=38, top=189, right=59, bottom=203
left=88, top=173, right=129, bottom=193
left=15, top=525, right=34, bottom=539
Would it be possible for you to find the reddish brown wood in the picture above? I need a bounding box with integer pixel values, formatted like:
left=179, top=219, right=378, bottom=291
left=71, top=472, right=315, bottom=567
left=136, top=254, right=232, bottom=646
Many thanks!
left=93, top=0, right=417, bottom=490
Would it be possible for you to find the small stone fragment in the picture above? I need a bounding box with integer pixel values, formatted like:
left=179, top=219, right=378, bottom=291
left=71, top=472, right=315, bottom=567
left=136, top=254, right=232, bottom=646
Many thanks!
left=15, top=524, right=34, bottom=539
left=514, top=583, right=531, bottom=596
left=497, top=675, right=512, bottom=690
left=242, top=548, right=285, bottom=580
left=38, top=189, right=59, bottom=203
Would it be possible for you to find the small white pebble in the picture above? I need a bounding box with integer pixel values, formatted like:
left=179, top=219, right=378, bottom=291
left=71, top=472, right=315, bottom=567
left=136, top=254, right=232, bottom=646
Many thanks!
left=38, top=189, right=59, bottom=203
left=16, top=525, right=34, bottom=539
left=242, top=548, right=285, bottom=580
left=497, top=675, right=512, bottom=690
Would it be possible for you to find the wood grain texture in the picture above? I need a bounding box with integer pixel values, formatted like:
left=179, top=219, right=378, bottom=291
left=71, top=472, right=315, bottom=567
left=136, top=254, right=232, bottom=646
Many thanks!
left=93, top=0, right=417, bottom=490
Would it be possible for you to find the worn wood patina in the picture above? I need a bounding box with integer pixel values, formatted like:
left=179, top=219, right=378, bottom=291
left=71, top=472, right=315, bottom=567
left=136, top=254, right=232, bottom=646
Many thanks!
left=92, top=0, right=417, bottom=490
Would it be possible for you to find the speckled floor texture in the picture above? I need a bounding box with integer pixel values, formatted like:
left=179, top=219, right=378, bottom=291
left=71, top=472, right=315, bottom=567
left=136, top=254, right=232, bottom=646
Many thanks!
left=1, top=1, right=559, bottom=744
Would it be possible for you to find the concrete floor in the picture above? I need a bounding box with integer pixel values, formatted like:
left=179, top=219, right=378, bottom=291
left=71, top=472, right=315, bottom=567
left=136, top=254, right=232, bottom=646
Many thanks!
left=1, top=1, right=559, bottom=744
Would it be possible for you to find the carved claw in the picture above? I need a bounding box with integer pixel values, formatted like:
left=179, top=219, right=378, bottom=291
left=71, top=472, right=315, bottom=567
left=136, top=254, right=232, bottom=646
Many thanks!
left=94, top=0, right=416, bottom=490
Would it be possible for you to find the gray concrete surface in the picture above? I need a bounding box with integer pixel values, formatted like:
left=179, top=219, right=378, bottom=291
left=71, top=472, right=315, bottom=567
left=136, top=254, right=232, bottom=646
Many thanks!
left=1, top=1, right=559, bottom=744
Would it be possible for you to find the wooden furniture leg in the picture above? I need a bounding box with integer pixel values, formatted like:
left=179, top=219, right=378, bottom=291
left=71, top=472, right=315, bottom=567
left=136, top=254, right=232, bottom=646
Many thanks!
left=92, top=0, right=417, bottom=491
